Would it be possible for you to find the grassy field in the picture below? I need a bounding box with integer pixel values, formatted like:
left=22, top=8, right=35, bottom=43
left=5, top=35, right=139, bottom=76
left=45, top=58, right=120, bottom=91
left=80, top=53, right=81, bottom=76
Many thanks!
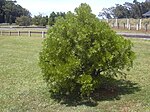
left=0, top=36, right=150, bottom=112
left=113, top=28, right=150, bottom=34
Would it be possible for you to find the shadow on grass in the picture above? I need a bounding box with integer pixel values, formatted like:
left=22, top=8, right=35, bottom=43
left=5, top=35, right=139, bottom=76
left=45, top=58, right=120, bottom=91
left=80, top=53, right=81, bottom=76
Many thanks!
left=50, top=78, right=141, bottom=107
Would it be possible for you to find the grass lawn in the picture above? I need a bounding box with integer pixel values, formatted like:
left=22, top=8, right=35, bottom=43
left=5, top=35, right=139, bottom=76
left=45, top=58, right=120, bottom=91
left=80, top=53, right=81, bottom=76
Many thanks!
left=113, top=28, right=150, bottom=34
left=0, top=36, right=150, bottom=112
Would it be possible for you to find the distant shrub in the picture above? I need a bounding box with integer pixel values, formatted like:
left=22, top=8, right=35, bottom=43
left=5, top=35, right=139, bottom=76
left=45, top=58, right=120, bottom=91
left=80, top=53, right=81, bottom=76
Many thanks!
left=32, top=14, right=48, bottom=26
left=16, top=16, right=31, bottom=26
left=39, top=3, right=135, bottom=98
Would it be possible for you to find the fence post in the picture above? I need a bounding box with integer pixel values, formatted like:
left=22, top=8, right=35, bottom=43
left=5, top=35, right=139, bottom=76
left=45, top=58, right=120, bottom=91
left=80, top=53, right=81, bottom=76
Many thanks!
left=112, top=23, right=115, bottom=28
left=117, top=23, right=119, bottom=29
left=145, top=24, right=148, bottom=32
left=128, top=24, right=131, bottom=30
left=1, top=31, right=2, bottom=36
left=115, top=18, right=118, bottom=27
left=123, top=23, right=126, bottom=29
left=139, top=19, right=142, bottom=29
left=106, top=18, right=109, bottom=23
left=18, top=31, right=20, bottom=36
left=42, top=31, right=45, bottom=38
left=136, top=24, right=139, bottom=31
left=9, top=31, right=11, bottom=36
left=28, top=31, right=31, bottom=37
left=127, top=18, right=129, bottom=28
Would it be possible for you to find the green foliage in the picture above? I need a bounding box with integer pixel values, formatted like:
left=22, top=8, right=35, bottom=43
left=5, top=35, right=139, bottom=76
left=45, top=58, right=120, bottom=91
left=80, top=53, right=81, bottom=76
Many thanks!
left=99, top=0, right=150, bottom=19
left=0, top=0, right=31, bottom=23
left=39, top=3, right=135, bottom=98
left=48, top=11, right=66, bottom=26
left=32, top=14, right=48, bottom=26
left=16, top=16, right=31, bottom=26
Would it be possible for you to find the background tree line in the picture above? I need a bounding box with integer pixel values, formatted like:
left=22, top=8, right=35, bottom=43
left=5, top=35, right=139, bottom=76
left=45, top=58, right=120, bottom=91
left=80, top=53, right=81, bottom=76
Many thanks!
left=0, top=0, right=30, bottom=24
left=3, top=0, right=149, bottom=26
left=16, top=12, right=66, bottom=26
left=99, top=0, right=150, bottom=19
left=0, top=0, right=66, bottom=26
left=31, top=12, right=66, bottom=26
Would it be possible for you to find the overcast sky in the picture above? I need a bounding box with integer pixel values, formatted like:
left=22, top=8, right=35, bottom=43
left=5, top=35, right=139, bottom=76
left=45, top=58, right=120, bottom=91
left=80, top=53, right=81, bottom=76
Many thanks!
left=16, top=0, right=145, bottom=16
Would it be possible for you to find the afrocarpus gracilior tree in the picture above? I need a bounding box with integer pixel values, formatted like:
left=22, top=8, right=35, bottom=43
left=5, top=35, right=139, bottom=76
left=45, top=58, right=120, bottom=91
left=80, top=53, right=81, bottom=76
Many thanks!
left=39, top=3, right=135, bottom=98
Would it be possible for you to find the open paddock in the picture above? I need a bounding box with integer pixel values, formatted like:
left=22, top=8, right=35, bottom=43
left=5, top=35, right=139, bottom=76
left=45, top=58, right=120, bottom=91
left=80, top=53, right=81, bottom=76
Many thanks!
left=0, top=36, right=150, bottom=112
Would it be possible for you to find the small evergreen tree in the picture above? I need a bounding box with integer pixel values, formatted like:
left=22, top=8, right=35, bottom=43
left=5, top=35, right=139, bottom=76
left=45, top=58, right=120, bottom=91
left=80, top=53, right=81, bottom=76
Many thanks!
left=39, top=3, right=135, bottom=98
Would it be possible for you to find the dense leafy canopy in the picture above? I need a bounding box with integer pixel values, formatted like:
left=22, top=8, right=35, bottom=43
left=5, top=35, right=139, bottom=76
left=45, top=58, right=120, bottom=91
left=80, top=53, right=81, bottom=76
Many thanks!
left=0, top=0, right=66, bottom=26
left=0, top=0, right=30, bottom=24
left=48, top=12, right=66, bottom=26
left=32, top=14, right=48, bottom=26
left=31, top=12, right=65, bottom=26
left=99, top=0, right=150, bottom=18
left=15, top=16, right=31, bottom=26
left=39, top=3, right=135, bottom=98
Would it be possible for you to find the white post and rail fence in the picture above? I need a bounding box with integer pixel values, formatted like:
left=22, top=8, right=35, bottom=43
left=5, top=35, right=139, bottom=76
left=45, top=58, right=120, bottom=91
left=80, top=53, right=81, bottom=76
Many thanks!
left=105, top=18, right=150, bottom=32
left=0, top=30, right=46, bottom=38
left=0, top=30, right=149, bottom=39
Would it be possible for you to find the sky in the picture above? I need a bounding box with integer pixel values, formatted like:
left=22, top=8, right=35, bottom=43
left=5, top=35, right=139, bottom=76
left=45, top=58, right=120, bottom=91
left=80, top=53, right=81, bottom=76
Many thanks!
left=16, top=0, right=145, bottom=17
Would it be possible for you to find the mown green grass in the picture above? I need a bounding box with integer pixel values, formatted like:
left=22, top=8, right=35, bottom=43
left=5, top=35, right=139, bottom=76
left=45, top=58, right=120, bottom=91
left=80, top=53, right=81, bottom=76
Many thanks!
left=113, top=28, right=150, bottom=34
left=0, top=36, right=150, bottom=112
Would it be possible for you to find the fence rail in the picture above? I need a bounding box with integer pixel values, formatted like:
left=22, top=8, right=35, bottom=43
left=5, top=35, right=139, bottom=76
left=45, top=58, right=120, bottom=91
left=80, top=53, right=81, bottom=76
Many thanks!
left=103, top=18, right=150, bottom=31
left=0, top=31, right=47, bottom=38
left=1, top=30, right=150, bottom=39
